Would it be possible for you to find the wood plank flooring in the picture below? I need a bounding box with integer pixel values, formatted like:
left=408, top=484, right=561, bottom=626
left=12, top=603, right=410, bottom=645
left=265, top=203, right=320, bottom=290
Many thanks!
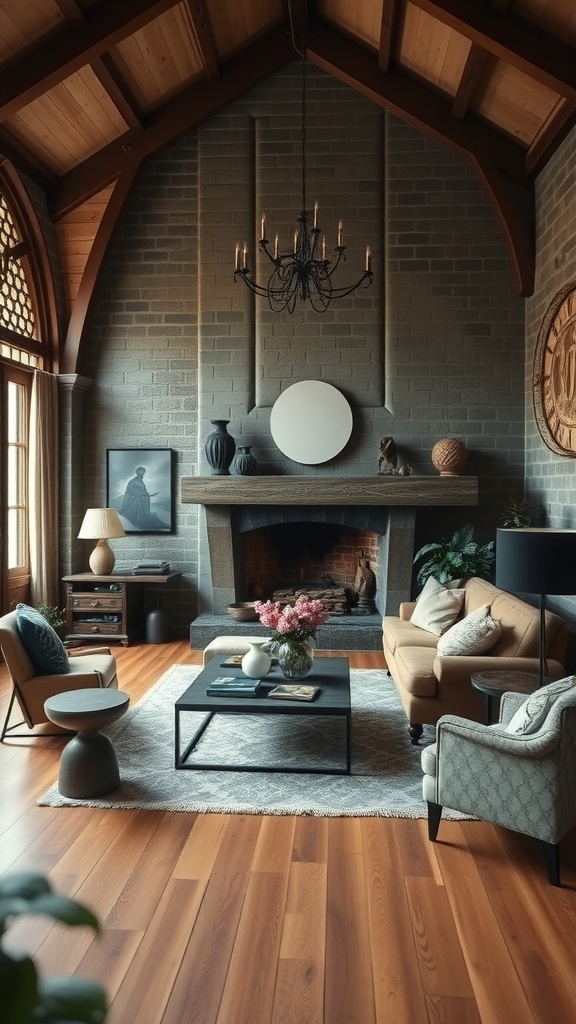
left=1, top=641, right=576, bottom=1023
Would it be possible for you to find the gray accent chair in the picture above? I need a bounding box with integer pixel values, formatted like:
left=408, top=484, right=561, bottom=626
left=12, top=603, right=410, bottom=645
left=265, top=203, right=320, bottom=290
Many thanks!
left=0, top=610, right=118, bottom=740
left=421, top=682, right=576, bottom=886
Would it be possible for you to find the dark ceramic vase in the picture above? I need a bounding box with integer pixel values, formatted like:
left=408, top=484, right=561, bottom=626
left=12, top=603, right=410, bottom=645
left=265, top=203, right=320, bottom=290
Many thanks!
left=204, top=419, right=236, bottom=475
left=234, top=445, right=257, bottom=476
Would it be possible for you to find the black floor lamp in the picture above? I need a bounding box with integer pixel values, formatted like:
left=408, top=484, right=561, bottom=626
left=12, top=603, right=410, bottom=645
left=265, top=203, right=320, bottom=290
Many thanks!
left=495, top=528, right=576, bottom=687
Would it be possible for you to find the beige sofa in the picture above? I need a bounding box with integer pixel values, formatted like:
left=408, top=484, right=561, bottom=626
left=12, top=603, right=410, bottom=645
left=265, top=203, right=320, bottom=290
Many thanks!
left=383, top=576, right=569, bottom=743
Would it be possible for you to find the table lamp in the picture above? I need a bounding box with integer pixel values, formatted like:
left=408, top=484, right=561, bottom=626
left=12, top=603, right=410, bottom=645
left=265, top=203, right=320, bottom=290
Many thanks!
left=78, top=508, right=125, bottom=575
left=495, top=527, right=576, bottom=687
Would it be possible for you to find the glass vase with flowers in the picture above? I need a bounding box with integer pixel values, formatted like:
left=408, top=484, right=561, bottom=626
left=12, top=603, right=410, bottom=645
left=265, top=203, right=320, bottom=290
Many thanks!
left=255, top=595, right=329, bottom=679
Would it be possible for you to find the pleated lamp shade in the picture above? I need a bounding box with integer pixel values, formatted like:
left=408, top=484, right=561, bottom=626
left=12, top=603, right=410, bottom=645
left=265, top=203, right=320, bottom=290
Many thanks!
left=78, top=508, right=125, bottom=575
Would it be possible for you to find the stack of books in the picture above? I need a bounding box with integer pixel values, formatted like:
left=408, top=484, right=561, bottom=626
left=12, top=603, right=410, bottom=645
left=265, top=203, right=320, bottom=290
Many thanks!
left=133, top=561, right=170, bottom=575
left=206, top=676, right=262, bottom=697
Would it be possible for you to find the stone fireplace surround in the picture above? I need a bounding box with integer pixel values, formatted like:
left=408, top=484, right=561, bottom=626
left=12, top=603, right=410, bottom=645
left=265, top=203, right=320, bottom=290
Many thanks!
left=183, top=475, right=478, bottom=651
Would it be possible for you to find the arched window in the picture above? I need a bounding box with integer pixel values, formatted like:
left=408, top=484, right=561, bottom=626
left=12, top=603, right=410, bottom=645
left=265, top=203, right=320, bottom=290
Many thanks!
left=0, top=164, right=60, bottom=611
left=0, top=164, right=59, bottom=369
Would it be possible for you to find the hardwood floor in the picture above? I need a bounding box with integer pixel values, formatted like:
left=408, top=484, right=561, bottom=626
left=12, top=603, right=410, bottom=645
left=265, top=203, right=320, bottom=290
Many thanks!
left=2, top=641, right=576, bottom=1023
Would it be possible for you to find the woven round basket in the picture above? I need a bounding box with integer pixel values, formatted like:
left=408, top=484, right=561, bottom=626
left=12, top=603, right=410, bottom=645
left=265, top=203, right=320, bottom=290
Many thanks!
left=227, top=602, right=259, bottom=622
left=431, top=438, right=468, bottom=476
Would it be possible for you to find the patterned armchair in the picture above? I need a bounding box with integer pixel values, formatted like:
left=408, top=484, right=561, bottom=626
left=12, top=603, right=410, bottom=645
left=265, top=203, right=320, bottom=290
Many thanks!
left=421, top=677, right=576, bottom=885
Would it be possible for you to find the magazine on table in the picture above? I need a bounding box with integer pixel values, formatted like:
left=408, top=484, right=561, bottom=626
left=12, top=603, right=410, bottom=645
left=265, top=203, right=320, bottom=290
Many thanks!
left=206, top=676, right=262, bottom=697
left=267, top=684, right=320, bottom=702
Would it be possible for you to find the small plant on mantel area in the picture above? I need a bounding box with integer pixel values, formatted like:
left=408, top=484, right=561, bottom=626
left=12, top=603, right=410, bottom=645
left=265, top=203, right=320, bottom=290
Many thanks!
left=413, top=524, right=495, bottom=589
left=0, top=871, right=108, bottom=1023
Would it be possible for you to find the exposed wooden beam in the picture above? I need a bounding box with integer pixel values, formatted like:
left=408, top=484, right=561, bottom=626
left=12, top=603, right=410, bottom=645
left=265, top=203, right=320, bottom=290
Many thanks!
left=308, top=25, right=534, bottom=295
left=452, top=44, right=489, bottom=119
left=413, top=0, right=576, bottom=103
left=183, top=0, right=220, bottom=81
left=51, top=26, right=297, bottom=220
left=61, top=157, right=141, bottom=374
left=379, top=0, right=400, bottom=73
left=0, top=0, right=180, bottom=121
left=526, top=97, right=576, bottom=177
left=91, top=55, right=145, bottom=130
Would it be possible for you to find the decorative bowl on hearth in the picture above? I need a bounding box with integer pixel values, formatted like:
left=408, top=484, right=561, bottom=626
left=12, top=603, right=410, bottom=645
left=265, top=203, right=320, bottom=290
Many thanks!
left=227, top=602, right=259, bottom=622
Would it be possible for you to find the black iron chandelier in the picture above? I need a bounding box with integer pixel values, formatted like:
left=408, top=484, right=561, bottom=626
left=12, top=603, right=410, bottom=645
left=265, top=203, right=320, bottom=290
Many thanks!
left=233, top=5, right=373, bottom=313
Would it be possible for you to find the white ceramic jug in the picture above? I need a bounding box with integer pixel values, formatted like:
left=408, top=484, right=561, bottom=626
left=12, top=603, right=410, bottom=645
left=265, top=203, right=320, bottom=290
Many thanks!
left=241, top=640, right=272, bottom=678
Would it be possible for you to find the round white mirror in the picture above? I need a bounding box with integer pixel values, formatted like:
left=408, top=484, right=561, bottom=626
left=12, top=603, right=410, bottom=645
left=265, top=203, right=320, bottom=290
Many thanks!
left=270, top=380, right=353, bottom=465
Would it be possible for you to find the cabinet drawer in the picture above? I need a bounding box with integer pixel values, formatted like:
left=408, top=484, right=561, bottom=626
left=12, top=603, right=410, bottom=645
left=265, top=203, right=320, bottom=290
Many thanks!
left=72, top=596, right=123, bottom=611
left=71, top=622, right=124, bottom=636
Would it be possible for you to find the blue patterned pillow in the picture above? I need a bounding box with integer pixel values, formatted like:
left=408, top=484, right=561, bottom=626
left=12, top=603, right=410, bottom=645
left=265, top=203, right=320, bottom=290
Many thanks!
left=16, top=603, right=69, bottom=675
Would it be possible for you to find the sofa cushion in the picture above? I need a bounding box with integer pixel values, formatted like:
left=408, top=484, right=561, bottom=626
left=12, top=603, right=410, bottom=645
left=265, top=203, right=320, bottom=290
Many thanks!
left=394, top=646, right=438, bottom=697
left=436, top=604, right=501, bottom=657
left=383, top=616, right=439, bottom=656
left=410, top=577, right=465, bottom=636
left=16, top=603, right=69, bottom=676
left=505, top=676, right=576, bottom=735
left=488, top=593, right=539, bottom=658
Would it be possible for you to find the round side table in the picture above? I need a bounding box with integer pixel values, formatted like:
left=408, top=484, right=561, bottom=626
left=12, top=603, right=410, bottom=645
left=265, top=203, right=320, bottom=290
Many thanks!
left=44, top=688, right=130, bottom=798
left=471, top=670, right=540, bottom=725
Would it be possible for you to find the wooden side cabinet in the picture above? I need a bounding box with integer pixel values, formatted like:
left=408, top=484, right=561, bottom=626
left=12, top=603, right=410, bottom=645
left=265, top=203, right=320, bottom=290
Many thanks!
left=63, top=573, right=180, bottom=645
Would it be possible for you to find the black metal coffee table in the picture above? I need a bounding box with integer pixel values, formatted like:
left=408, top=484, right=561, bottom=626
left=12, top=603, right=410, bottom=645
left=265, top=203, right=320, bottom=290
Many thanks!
left=175, top=656, right=351, bottom=774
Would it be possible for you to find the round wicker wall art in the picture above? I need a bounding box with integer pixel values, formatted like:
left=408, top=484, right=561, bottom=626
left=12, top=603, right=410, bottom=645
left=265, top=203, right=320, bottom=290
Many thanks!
left=533, top=282, right=576, bottom=456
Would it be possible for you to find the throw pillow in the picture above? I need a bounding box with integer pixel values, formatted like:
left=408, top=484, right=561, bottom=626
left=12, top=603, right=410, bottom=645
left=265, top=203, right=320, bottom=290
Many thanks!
left=410, top=576, right=465, bottom=636
left=16, top=603, right=70, bottom=675
left=436, top=604, right=501, bottom=656
left=505, top=676, right=576, bottom=735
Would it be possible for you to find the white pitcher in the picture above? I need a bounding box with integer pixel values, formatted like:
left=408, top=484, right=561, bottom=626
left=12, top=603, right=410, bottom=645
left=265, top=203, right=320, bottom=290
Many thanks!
left=241, top=640, right=272, bottom=678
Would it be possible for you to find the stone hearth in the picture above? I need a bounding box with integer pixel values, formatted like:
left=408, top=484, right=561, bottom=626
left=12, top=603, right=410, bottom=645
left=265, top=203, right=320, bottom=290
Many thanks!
left=182, top=475, right=478, bottom=652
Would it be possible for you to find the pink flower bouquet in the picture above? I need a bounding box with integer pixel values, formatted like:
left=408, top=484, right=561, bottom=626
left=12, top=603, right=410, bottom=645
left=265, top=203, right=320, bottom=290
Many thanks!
left=255, top=595, right=329, bottom=645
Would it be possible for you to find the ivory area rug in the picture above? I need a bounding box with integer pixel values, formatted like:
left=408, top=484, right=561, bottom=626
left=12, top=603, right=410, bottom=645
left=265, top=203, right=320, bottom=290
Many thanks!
left=37, top=664, right=458, bottom=818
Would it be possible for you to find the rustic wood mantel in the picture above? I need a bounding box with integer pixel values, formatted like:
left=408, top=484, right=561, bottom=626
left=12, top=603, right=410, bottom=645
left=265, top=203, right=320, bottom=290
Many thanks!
left=181, top=475, right=478, bottom=506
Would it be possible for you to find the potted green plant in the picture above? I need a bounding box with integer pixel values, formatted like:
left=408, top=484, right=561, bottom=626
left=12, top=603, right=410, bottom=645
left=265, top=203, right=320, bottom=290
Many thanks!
left=500, top=496, right=538, bottom=528
left=0, top=871, right=108, bottom=1023
left=35, top=604, right=66, bottom=636
left=413, top=523, right=495, bottom=588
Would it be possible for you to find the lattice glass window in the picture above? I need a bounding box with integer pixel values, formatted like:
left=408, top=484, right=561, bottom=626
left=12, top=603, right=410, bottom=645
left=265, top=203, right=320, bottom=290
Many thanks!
left=0, top=193, right=35, bottom=339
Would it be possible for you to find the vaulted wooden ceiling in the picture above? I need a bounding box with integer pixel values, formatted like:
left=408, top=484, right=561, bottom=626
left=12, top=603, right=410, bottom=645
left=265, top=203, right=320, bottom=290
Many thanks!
left=1, top=0, right=575, bottom=369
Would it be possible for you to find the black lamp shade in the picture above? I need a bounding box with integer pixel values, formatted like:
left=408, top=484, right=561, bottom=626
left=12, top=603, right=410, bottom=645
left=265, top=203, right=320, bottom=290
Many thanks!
left=495, top=528, right=576, bottom=595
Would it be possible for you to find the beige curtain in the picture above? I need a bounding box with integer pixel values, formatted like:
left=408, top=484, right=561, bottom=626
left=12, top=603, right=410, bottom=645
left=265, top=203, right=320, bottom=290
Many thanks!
left=29, top=369, right=59, bottom=607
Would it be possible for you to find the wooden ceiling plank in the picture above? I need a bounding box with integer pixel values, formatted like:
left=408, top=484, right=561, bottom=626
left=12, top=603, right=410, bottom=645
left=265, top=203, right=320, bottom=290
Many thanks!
left=308, top=23, right=533, bottom=295
left=413, top=0, right=576, bottom=103
left=0, top=0, right=181, bottom=121
left=51, top=25, right=296, bottom=219
left=91, top=54, right=145, bottom=130
left=61, top=157, right=141, bottom=373
left=452, top=43, right=490, bottom=119
left=526, top=96, right=576, bottom=175
left=182, top=0, right=220, bottom=81
left=379, top=0, right=400, bottom=73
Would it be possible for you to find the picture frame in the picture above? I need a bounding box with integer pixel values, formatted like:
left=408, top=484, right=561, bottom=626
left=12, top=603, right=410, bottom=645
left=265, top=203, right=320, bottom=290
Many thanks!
left=106, top=448, right=174, bottom=533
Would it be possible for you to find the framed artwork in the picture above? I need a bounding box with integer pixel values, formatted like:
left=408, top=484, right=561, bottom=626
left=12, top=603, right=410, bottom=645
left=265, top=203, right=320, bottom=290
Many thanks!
left=106, top=448, right=174, bottom=533
left=533, top=282, right=576, bottom=456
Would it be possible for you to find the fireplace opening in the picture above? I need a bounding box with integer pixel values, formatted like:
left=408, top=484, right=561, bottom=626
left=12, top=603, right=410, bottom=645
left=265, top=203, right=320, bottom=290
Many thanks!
left=239, top=523, right=380, bottom=615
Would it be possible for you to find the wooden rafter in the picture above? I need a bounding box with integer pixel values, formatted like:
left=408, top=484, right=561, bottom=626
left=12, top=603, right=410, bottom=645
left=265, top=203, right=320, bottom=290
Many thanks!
left=413, top=0, right=576, bottom=103
left=452, top=44, right=489, bottom=120
left=183, top=0, right=220, bottom=81
left=51, top=26, right=297, bottom=219
left=379, top=0, right=400, bottom=73
left=0, top=0, right=180, bottom=121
